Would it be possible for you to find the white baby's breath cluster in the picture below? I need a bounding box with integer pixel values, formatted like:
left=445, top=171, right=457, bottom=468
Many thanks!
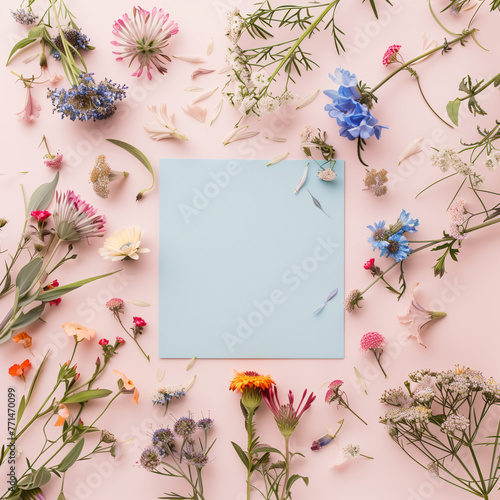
left=222, top=10, right=297, bottom=117
left=431, top=146, right=485, bottom=188
left=342, top=444, right=360, bottom=459
left=441, top=413, right=469, bottom=434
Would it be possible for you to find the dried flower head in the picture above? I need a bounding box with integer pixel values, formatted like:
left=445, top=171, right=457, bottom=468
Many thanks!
left=90, top=155, right=128, bottom=199
left=52, top=29, right=91, bottom=60
left=364, top=168, right=388, bottom=197
left=174, top=416, right=197, bottom=438
left=344, top=289, right=363, bottom=312
left=11, top=8, right=38, bottom=25
left=112, top=7, right=179, bottom=79
left=318, top=169, right=337, bottom=182
left=106, top=298, right=125, bottom=313
left=140, top=445, right=162, bottom=471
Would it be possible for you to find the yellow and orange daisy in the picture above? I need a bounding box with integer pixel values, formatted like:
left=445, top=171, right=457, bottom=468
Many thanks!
left=229, top=370, right=275, bottom=392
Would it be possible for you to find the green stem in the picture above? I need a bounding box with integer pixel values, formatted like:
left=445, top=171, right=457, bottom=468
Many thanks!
left=428, top=0, right=460, bottom=36
left=116, top=315, right=150, bottom=362
left=279, top=436, right=290, bottom=500
left=372, top=350, right=387, bottom=378
left=414, top=73, right=453, bottom=128
left=458, top=71, right=500, bottom=102
left=370, top=30, right=474, bottom=94
left=268, top=1, right=339, bottom=82
left=246, top=408, right=255, bottom=500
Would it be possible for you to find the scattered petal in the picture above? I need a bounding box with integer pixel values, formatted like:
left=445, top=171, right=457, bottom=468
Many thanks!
left=462, top=0, right=480, bottom=10
left=186, top=357, right=197, bottom=371
left=414, top=33, right=438, bottom=65
left=23, top=53, right=39, bottom=64
left=192, top=87, right=219, bottom=105
left=294, top=163, right=309, bottom=195
left=296, top=89, right=320, bottom=110
left=145, top=104, right=188, bottom=141
left=207, top=37, right=214, bottom=56
left=185, top=374, right=197, bottom=391
left=127, top=300, right=151, bottom=307
left=218, top=65, right=231, bottom=74
left=307, top=190, right=330, bottom=218
left=354, top=367, right=368, bottom=395
left=157, top=368, right=165, bottom=382
left=173, top=55, right=206, bottom=63
left=398, top=137, right=424, bottom=165
left=184, top=86, right=204, bottom=92
left=222, top=126, right=260, bottom=146
left=267, top=152, right=289, bottom=166
left=210, top=99, right=223, bottom=126
left=266, top=137, right=287, bottom=143
left=313, top=288, right=338, bottom=314
left=191, top=68, right=215, bottom=79
left=182, top=104, right=207, bottom=123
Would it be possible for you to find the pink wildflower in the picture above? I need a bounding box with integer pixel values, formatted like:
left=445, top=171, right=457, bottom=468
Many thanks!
left=31, top=210, right=51, bottom=221
left=382, top=44, right=402, bottom=66
left=16, top=86, right=41, bottom=122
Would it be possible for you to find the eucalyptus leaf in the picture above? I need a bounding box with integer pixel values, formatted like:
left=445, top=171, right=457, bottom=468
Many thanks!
left=27, top=171, right=59, bottom=216
left=16, top=258, right=43, bottom=297
left=106, top=139, right=154, bottom=200
left=446, top=98, right=461, bottom=126
left=39, top=271, right=120, bottom=302
left=56, top=438, right=85, bottom=472
left=11, top=303, right=45, bottom=330
left=61, top=389, right=112, bottom=405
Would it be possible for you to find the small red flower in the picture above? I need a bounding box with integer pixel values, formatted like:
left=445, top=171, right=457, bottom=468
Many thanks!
left=116, top=336, right=125, bottom=344
left=99, top=338, right=109, bottom=346
left=31, top=210, right=51, bottom=221
left=363, top=258, right=375, bottom=270
left=133, top=317, right=147, bottom=327
left=382, top=44, right=401, bottom=66
left=9, top=359, right=31, bottom=379
left=49, top=298, right=61, bottom=307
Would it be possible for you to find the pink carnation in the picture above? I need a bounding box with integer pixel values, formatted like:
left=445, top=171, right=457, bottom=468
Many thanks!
left=325, top=380, right=344, bottom=403
left=99, top=338, right=109, bottom=346
left=382, top=44, right=401, bottom=66
left=360, top=331, right=385, bottom=351
left=133, top=317, right=147, bottom=327
left=31, top=210, right=51, bottom=222
left=363, top=258, right=375, bottom=270
left=116, top=336, right=125, bottom=344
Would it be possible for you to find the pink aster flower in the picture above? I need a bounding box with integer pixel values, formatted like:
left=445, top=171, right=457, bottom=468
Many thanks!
left=397, top=283, right=447, bottom=347
left=106, top=298, right=125, bottom=313
left=16, top=85, right=41, bottom=122
left=360, top=332, right=387, bottom=378
left=111, top=7, right=179, bottom=80
left=325, top=380, right=367, bottom=425
left=382, top=44, right=402, bottom=66
left=53, top=190, right=106, bottom=242
left=31, top=210, right=51, bottom=222
left=44, top=152, right=64, bottom=168
left=263, top=386, right=315, bottom=438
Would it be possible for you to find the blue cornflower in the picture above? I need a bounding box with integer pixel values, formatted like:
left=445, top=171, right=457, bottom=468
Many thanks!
left=367, top=220, right=388, bottom=251
left=51, top=29, right=92, bottom=60
left=328, top=67, right=358, bottom=88
left=324, top=66, right=387, bottom=144
left=378, top=232, right=412, bottom=262
left=397, top=209, right=419, bottom=233
left=47, top=73, right=127, bottom=121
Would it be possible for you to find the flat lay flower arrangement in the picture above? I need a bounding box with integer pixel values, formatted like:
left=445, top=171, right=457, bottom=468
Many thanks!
left=1, top=0, right=500, bottom=499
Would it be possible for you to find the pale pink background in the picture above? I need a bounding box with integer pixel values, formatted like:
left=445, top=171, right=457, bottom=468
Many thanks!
left=1, top=1, right=500, bottom=499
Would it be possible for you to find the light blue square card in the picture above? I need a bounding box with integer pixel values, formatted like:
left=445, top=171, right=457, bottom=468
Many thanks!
left=159, top=159, right=344, bottom=358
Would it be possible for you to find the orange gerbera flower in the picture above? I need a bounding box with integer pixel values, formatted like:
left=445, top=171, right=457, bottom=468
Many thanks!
left=62, top=322, right=96, bottom=342
left=114, top=369, right=140, bottom=404
left=229, top=370, right=275, bottom=392
left=12, top=331, right=32, bottom=349
left=9, top=359, right=31, bottom=380
left=55, top=405, right=70, bottom=426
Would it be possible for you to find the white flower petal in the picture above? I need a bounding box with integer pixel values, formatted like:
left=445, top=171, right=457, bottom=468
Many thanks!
left=191, top=68, right=215, bottom=79
left=186, top=356, right=197, bottom=370
left=398, top=137, right=424, bottom=165
left=266, top=137, right=287, bottom=142
left=296, top=89, right=320, bottom=110
left=172, top=55, right=206, bottom=63
left=294, top=163, right=309, bottom=195
left=267, top=152, right=289, bottom=166
left=222, top=126, right=260, bottom=146
left=182, top=104, right=207, bottom=123
left=184, top=86, right=205, bottom=92
left=207, top=37, right=214, bottom=56
left=192, top=87, right=219, bottom=105
left=127, top=300, right=151, bottom=307
left=210, top=99, right=223, bottom=126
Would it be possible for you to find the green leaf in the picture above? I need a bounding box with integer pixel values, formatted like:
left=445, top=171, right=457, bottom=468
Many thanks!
left=11, top=303, right=45, bottom=330
left=27, top=351, right=50, bottom=406
left=231, top=441, right=249, bottom=468
left=56, top=438, right=85, bottom=472
left=39, top=271, right=120, bottom=302
left=61, top=389, right=112, bottom=405
left=6, top=38, right=38, bottom=65
left=27, top=172, right=59, bottom=216
left=446, top=98, right=461, bottom=126
left=18, top=466, right=51, bottom=489
left=286, top=474, right=309, bottom=493
left=106, top=139, right=154, bottom=200
left=57, top=493, right=67, bottom=500
left=494, top=74, right=500, bottom=87
left=16, top=258, right=43, bottom=297
left=254, top=446, right=282, bottom=454
left=17, top=395, right=26, bottom=426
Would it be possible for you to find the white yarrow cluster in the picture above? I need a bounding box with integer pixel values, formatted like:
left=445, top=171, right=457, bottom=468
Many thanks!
left=342, top=444, right=360, bottom=459
left=441, top=413, right=469, bottom=434
left=485, top=151, right=500, bottom=171
left=449, top=198, right=468, bottom=241
left=382, top=406, right=432, bottom=425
